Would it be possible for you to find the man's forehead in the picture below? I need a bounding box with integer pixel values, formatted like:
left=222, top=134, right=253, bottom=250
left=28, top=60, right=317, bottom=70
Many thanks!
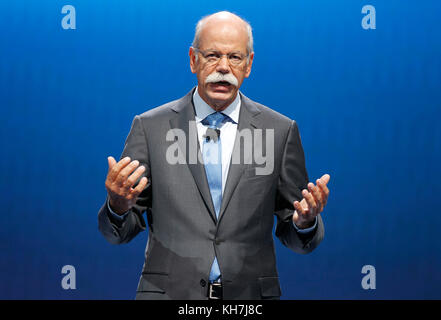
left=198, top=21, right=248, bottom=50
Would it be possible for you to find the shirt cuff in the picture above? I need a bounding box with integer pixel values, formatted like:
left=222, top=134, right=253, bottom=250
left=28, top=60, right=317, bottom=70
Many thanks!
left=292, top=214, right=317, bottom=234
left=107, top=198, right=129, bottom=221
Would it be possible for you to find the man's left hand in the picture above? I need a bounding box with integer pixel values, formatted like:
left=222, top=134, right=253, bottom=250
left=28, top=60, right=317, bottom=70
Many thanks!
left=293, top=174, right=331, bottom=229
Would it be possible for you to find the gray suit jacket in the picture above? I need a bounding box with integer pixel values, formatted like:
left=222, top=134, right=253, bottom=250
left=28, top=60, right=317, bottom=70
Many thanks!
left=98, top=88, right=324, bottom=300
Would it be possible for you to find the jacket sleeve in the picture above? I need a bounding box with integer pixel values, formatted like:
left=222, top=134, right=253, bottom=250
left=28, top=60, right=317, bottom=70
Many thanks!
left=98, top=115, right=152, bottom=244
left=274, top=120, right=324, bottom=254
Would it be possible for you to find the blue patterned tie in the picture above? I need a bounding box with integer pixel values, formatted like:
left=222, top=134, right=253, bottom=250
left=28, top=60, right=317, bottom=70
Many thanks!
left=202, top=112, right=228, bottom=282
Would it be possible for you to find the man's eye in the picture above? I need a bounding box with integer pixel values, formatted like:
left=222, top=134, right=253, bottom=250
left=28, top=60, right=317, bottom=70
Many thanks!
left=230, top=55, right=242, bottom=61
left=205, top=53, right=218, bottom=59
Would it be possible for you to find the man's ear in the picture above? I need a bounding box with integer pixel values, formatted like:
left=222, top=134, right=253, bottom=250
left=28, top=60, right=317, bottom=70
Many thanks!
left=189, top=47, right=197, bottom=74
left=244, top=52, right=254, bottom=78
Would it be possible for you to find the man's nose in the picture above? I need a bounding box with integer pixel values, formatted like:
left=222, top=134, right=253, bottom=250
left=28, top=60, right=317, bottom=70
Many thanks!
left=216, top=55, right=230, bottom=74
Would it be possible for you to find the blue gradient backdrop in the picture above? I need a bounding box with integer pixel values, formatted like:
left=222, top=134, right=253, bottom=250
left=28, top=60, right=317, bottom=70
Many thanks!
left=1, top=0, right=440, bottom=299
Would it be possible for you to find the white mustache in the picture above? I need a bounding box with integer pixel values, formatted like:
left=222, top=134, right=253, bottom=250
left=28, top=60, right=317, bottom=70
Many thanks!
left=205, top=72, right=238, bottom=87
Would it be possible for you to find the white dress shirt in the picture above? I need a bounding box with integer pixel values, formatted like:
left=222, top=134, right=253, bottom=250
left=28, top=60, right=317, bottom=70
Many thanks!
left=193, top=87, right=240, bottom=195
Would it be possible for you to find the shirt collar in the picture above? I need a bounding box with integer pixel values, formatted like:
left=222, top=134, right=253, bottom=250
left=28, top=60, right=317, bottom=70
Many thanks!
left=193, top=87, right=240, bottom=124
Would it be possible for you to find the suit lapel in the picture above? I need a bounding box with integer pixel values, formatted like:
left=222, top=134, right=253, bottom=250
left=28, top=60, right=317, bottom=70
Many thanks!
left=169, top=89, right=263, bottom=224
left=169, top=89, right=217, bottom=223
left=218, top=93, right=262, bottom=223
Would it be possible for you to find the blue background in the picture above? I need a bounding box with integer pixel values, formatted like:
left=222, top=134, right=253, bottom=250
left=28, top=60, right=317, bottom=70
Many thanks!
left=1, top=0, right=440, bottom=299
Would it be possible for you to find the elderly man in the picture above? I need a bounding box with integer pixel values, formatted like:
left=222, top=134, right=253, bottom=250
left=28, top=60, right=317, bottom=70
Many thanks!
left=98, top=11, right=330, bottom=300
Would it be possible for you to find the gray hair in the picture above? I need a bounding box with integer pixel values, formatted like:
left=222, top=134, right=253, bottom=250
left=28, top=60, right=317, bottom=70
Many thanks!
left=192, top=11, right=254, bottom=62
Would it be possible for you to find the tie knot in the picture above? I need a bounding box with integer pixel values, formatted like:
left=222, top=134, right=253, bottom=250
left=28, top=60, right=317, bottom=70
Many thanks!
left=201, top=112, right=229, bottom=129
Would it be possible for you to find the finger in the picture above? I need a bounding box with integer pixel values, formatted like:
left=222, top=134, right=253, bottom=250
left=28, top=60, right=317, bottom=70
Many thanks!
left=320, top=174, right=331, bottom=185
left=295, top=198, right=312, bottom=223
left=125, top=165, right=146, bottom=188
left=130, top=176, right=148, bottom=197
left=308, top=183, right=323, bottom=211
left=317, top=179, right=330, bottom=205
left=115, top=160, right=140, bottom=186
left=108, top=156, right=131, bottom=181
left=308, top=182, right=322, bottom=203
left=302, top=189, right=317, bottom=214
left=107, top=156, right=117, bottom=172
left=293, top=200, right=304, bottom=214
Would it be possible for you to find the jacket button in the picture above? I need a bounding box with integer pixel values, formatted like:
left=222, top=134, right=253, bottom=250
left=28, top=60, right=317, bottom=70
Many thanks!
left=214, top=239, right=221, bottom=245
left=200, top=279, right=206, bottom=287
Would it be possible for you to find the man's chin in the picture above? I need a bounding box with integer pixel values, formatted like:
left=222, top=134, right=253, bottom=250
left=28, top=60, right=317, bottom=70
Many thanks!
left=206, top=92, right=236, bottom=108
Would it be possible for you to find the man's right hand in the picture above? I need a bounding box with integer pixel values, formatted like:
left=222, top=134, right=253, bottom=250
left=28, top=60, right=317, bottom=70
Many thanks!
left=105, top=156, right=148, bottom=215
